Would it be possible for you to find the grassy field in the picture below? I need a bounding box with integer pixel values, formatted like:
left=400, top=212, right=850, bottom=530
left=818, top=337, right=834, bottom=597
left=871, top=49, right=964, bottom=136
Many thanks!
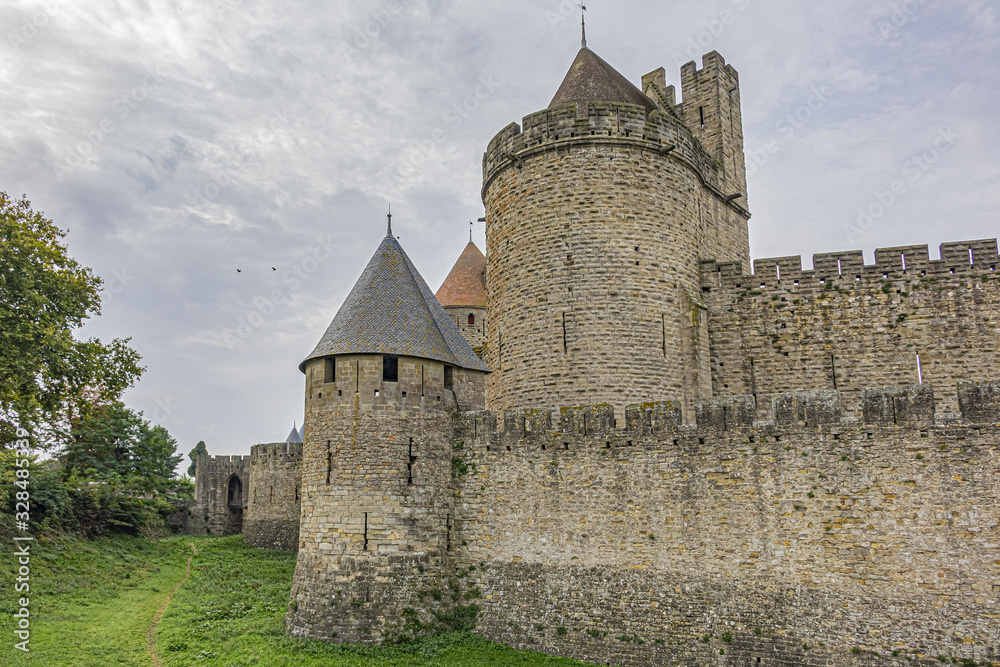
left=0, top=534, right=595, bottom=666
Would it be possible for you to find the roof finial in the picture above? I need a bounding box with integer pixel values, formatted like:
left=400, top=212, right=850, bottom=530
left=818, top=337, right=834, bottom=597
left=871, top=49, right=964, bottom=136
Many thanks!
left=580, top=3, right=587, bottom=48
left=469, top=219, right=474, bottom=243
left=387, top=204, right=392, bottom=237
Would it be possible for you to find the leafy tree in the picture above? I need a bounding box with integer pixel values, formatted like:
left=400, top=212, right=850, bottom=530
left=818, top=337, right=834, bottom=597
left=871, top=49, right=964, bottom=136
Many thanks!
left=188, top=440, right=208, bottom=476
left=61, top=402, right=142, bottom=481
left=61, top=402, right=182, bottom=495
left=173, top=475, right=195, bottom=499
left=0, top=192, right=143, bottom=448
left=130, top=423, right=183, bottom=494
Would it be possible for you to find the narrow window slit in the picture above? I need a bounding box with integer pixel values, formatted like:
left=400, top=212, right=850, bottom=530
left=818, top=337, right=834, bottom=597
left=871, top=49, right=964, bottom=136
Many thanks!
left=407, top=438, right=415, bottom=486
left=326, top=442, right=332, bottom=485
left=662, top=314, right=667, bottom=356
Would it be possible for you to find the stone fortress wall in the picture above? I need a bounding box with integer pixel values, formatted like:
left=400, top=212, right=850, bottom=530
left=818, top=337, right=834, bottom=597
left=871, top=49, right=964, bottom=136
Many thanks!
left=451, top=383, right=1000, bottom=666
left=244, top=441, right=303, bottom=551
left=180, top=43, right=1000, bottom=667
left=192, top=446, right=302, bottom=550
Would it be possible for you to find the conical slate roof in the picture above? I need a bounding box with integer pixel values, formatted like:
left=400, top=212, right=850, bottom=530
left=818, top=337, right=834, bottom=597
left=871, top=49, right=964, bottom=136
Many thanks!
left=285, top=423, right=302, bottom=443
left=549, top=47, right=657, bottom=115
left=435, top=242, right=487, bottom=308
left=300, top=232, right=490, bottom=373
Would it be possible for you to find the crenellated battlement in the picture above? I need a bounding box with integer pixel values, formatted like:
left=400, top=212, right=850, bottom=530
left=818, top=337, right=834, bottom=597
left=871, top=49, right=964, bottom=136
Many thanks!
left=702, top=238, right=999, bottom=292
left=457, top=382, right=1000, bottom=451
left=249, top=441, right=303, bottom=462
left=203, top=454, right=250, bottom=466
left=482, top=101, right=736, bottom=208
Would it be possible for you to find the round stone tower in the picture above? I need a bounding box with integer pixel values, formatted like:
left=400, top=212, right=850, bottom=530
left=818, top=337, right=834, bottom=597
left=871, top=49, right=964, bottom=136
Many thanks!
left=482, top=45, right=751, bottom=417
left=286, top=219, right=489, bottom=643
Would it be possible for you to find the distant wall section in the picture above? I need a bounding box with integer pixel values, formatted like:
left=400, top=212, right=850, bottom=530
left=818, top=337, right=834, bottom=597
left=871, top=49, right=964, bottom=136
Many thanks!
left=194, top=453, right=249, bottom=536
left=244, top=442, right=302, bottom=551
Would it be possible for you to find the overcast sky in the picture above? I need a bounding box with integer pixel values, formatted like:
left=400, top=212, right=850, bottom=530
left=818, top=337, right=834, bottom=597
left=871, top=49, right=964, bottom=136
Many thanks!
left=2, top=0, right=997, bottom=458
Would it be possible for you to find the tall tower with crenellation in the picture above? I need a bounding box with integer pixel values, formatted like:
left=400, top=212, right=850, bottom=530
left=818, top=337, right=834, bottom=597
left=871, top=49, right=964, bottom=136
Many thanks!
left=482, top=39, right=751, bottom=418
left=285, top=217, right=489, bottom=643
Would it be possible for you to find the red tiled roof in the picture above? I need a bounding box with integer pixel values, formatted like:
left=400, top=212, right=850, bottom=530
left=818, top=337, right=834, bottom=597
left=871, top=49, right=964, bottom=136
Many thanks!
left=436, top=242, right=487, bottom=308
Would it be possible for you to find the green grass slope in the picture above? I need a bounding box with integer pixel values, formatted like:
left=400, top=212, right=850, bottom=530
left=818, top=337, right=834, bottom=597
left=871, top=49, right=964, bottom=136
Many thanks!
left=1, top=534, right=595, bottom=666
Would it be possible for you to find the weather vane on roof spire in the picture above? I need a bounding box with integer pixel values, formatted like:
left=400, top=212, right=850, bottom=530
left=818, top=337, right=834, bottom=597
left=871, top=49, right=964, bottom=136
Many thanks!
left=469, top=219, right=474, bottom=242
left=580, top=3, right=588, bottom=48
left=387, top=204, right=392, bottom=237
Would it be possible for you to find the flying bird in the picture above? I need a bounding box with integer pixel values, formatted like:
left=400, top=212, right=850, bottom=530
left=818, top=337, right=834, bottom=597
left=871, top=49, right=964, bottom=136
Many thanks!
left=272, top=267, right=276, bottom=271
left=236, top=269, right=241, bottom=273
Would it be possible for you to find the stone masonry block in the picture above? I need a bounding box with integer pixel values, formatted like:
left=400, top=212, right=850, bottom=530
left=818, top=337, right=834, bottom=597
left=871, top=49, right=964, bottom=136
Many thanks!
left=503, top=408, right=552, bottom=440
left=695, top=395, right=756, bottom=431
left=559, top=404, right=616, bottom=436
left=862, top=385, right=935, bottom=426
left=958, top=380, right=1000, bottom=422
left=625, top=400, right=682, bottom=434
left=772, top=390, right=842, bottom=426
